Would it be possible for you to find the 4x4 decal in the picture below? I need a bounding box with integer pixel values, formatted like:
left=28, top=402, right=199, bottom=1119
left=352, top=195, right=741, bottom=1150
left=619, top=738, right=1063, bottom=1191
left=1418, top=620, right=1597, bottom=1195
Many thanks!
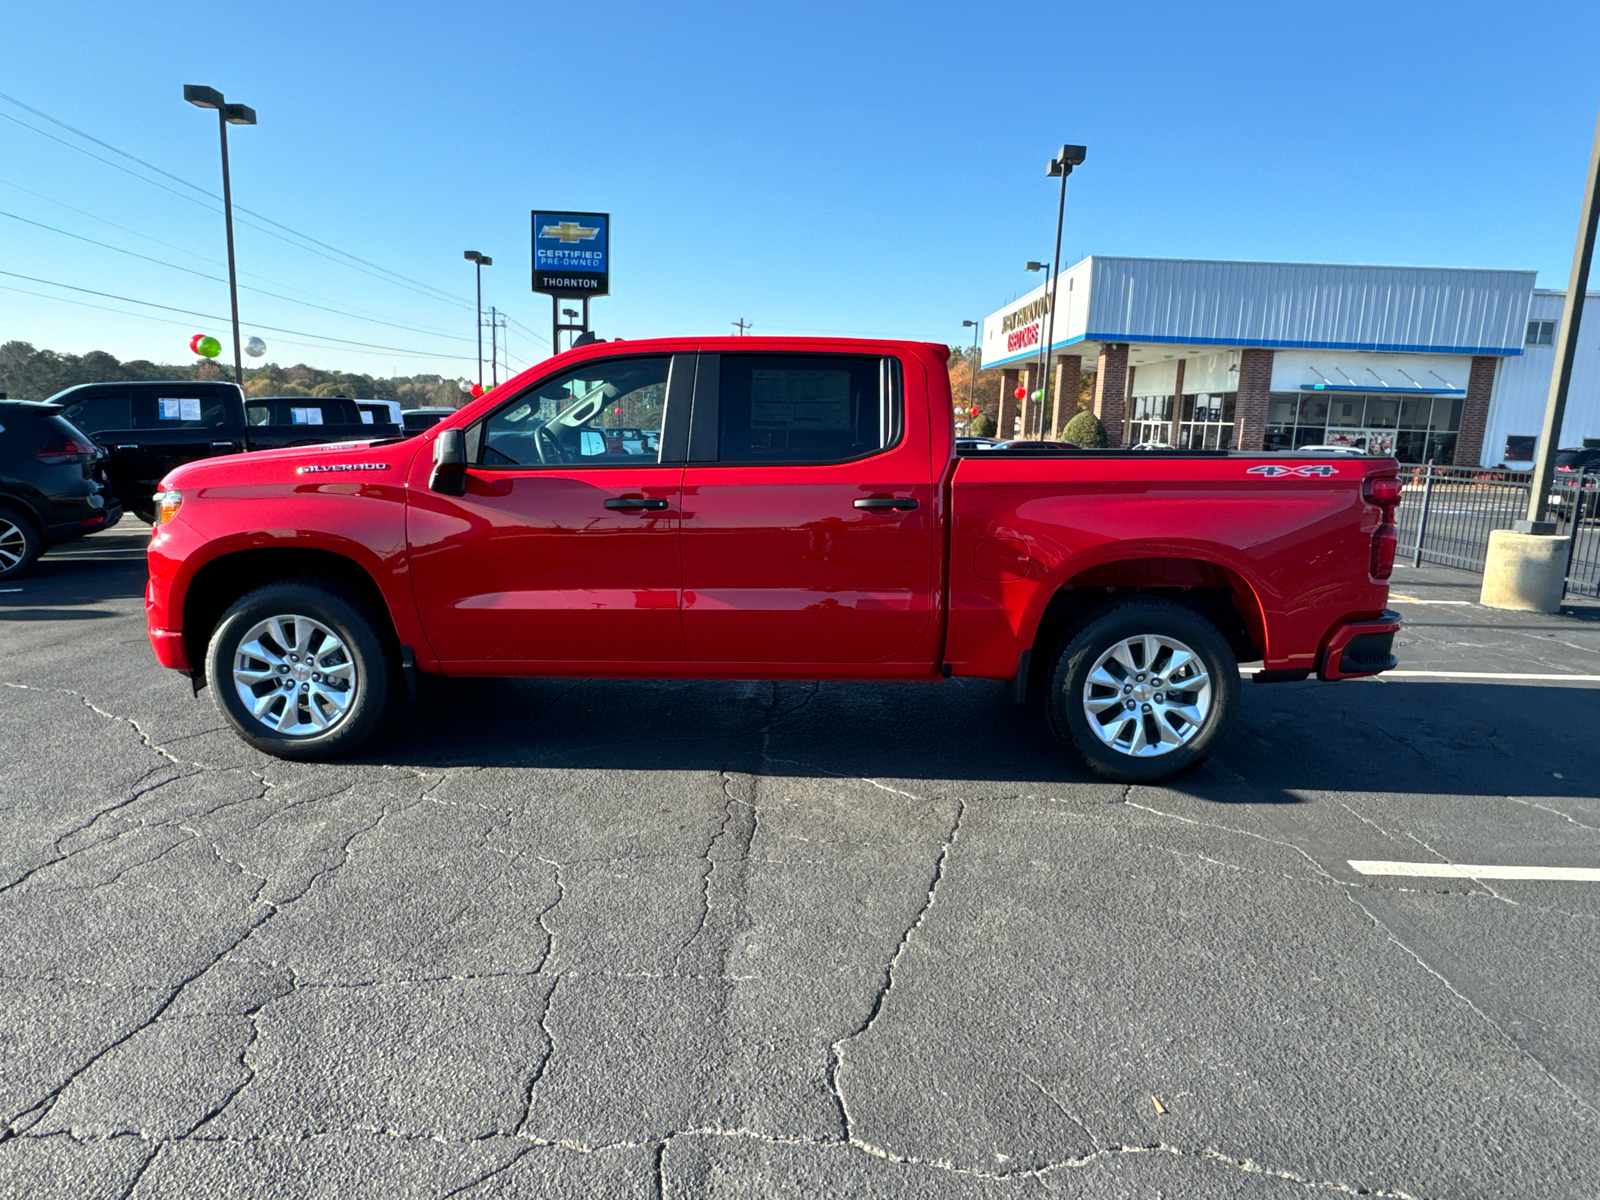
left=1248, top=464, right=1341, bottom=478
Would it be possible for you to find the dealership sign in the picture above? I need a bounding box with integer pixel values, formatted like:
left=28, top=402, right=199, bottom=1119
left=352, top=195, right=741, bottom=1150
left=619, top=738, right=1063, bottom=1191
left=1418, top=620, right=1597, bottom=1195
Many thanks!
left=997, top=293, right=1050, bottom=354
left=532, top=211, right=609, bottom=296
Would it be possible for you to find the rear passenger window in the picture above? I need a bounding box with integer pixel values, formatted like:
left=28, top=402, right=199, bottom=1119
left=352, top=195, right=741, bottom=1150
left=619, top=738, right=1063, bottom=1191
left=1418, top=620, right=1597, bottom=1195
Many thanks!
left=716, top=354, right=900, bottom=465
left=132, top=392, right=227, bottom=429
left=60, top=391, right=132, bottom=434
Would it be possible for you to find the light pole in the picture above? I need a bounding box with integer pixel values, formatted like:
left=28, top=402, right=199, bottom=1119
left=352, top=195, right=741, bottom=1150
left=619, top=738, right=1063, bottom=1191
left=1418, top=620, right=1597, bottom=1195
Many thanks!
left=1026, top=261, right=1051, bottom=437
left=464, top=251, right=492, bottom=388
left=184, top=85, right=255, bottom=388
left=1522, top=112, right=1600, bottom=531
left=1043, top=145, right=1086, bottom=436
left=960, top=319, right=980, bottom=419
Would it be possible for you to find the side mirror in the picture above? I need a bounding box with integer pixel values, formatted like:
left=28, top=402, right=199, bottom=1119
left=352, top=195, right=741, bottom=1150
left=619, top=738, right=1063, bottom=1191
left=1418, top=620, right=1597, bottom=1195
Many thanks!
left=429, top=427, right=467, bottom=496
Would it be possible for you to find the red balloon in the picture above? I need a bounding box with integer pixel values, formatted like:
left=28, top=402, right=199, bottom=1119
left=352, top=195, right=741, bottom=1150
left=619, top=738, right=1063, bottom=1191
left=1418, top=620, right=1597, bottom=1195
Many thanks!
left=1013, top=386, right=1026, bottom=400
left=969, top=407, right=979, bottom=417
left=469, top=383, right=485, bottom=398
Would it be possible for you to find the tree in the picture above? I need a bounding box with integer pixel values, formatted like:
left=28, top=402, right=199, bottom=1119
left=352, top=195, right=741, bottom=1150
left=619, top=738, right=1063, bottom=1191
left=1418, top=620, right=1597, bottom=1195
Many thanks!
left=969, top=412, right=996, bottom=438
left=1063, top=409, right=1108, bottom=448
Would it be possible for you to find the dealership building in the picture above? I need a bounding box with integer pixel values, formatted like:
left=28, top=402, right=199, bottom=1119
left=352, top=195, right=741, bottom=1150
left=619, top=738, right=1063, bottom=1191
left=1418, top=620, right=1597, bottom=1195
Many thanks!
left=979, top=256, right=1600, bottom=467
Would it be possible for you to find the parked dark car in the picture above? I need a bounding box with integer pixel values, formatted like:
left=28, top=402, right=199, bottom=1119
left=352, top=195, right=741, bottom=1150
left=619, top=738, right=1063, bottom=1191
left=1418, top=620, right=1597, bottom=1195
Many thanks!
left=1550, top=447, right=1600, bottom=521
left=49, top=381, right=396, bottom=522
left=246, top=396, right=400, bottom=439
left=0, top=400, right=122, bottom=580
left=401, top=407, right=454, bottom=435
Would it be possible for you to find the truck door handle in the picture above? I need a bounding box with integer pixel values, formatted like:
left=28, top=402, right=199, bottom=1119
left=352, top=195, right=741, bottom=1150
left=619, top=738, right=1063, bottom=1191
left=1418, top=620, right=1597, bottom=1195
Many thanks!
left=604, top=496, right=669, bottom=510
left=854, top=496, right=918, bottom=511
left=115, top=444, right=139, bottom=451
left=212, top=441, right=237, bottom=449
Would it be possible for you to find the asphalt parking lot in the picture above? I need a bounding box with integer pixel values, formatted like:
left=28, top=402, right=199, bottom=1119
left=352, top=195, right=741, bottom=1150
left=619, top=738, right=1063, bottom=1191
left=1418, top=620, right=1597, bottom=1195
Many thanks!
left=3, top=529, right=1600, bottom=1198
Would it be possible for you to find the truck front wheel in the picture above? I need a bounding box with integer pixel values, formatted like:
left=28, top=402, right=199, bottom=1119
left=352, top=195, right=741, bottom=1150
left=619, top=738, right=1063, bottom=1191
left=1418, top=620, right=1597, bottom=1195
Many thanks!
left=1046, top=598, right=1239, bottom=784
left=205, top=579, right=392, bottom=760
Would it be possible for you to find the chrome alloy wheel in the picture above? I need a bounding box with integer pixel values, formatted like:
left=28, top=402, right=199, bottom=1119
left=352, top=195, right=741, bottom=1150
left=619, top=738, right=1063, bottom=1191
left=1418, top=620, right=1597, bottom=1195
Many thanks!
left=231, top=614, right=358, bottom=737
left=1081, top=633, right=1213, bottom=758
left=0, top=516, right=26, bottom=573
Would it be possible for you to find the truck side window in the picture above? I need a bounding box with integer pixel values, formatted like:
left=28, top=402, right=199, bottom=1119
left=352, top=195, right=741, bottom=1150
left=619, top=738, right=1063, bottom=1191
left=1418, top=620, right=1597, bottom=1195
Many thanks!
left=479, top=356, right=670, bottom=468
left=131, top=392, right=227, bottom=429
left=716, top=354, right=900, bottom=465
left=60, top=391, right=132, bottom=435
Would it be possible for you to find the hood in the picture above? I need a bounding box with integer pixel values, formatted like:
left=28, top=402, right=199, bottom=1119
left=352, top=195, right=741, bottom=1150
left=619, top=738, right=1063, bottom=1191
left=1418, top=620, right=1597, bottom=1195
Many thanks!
left=161, top=434, right=422, bottom=490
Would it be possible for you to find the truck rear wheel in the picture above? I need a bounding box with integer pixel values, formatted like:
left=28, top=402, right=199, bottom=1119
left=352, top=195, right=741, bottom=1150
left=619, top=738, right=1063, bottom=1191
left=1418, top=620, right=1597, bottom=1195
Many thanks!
left=205, top=579, right=392, bottom=760
left=1046, top=598, right=1238, bottom=784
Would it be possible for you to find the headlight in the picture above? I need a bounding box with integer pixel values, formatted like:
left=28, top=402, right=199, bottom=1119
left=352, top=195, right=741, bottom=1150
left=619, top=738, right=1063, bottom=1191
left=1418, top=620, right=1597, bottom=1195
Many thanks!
left=152, top=489, right=183, bottom=525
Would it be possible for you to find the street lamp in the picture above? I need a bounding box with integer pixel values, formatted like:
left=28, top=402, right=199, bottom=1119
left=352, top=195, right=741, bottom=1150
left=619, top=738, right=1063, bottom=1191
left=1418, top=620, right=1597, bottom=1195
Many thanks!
left=464, top=251, right=492, bottom=388
left=184, top=85, right=255, bottom=387
left=1043, top=145, right=1086, bottom=437
left=1026, top=261, right=1052, bottom=437
left=960, top=319, right=980, bottom=418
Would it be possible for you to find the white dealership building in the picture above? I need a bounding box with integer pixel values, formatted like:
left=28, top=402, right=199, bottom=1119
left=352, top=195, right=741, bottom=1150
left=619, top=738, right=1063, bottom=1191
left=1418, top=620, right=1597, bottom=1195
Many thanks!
left=979, top=255, right=1600, bottom=467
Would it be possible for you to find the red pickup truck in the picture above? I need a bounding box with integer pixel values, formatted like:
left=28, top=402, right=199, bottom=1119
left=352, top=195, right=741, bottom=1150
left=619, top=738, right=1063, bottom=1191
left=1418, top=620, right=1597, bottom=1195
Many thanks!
left=144, top=337, right=1401, bottom=783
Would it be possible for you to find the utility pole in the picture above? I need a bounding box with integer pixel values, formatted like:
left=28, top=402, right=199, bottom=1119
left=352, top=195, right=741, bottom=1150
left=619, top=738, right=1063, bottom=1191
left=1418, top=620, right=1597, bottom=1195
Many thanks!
left=1522, top=109, right=1600, bottom=532
left=485, top=306, right=502, bottom=387
left=464, top=251, right=492, bottom=388
left=733, top=318, right=752, bottom=336
left=961, top=319, right=980, bottom=417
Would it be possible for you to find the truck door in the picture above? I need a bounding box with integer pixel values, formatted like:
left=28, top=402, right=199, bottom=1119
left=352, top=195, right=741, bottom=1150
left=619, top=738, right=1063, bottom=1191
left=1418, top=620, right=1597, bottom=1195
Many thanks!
left=408, top=353, right=689, bottom=664
left=679, top=351, right=939, bottom=665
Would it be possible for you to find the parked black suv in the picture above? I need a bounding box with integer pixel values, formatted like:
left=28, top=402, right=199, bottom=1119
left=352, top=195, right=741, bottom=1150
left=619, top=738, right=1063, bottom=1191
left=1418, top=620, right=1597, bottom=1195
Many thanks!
left=0, top=401, right=122, bottom=580
left=48, top=381, right=397, bottom=522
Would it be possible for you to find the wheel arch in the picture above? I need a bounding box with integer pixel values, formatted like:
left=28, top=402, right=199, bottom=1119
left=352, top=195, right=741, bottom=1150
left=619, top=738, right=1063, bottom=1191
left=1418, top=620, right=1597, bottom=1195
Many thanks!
left=1022, top=555, right=1267, bottom=700
left=183, top=547, right=402, bottom=678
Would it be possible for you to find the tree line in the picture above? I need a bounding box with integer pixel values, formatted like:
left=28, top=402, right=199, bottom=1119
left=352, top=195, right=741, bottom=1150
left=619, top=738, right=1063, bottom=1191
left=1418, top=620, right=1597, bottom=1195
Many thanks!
left=0, top=341, right=467, bottom=409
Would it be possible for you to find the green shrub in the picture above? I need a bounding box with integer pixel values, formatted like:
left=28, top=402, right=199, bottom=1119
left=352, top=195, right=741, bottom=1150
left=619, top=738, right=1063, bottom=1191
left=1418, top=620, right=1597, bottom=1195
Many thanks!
left=968, top=412, right=996, bottom=438
left=1062, top=409, right=1108, bottom=447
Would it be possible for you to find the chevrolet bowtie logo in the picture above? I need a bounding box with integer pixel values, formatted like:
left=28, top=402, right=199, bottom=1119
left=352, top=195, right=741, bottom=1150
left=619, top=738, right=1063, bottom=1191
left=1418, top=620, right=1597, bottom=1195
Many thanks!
left=540, top=221, right=600, bottom=244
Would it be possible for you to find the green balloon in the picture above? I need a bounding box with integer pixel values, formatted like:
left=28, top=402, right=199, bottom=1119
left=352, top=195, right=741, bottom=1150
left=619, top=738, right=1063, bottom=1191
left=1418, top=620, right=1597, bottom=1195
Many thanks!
left=1032, top=389, right=1043, bottom=401
left=196, top=335, right=222, bottom=359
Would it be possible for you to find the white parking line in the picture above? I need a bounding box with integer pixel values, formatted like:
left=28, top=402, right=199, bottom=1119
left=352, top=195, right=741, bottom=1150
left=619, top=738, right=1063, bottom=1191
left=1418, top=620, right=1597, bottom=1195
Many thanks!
left=1349, top=860, right=1600, bottom=882
left=1388, top=596, right=1472, bottom=605
left=1238, top=668, right=1600, bottom=681
left=0, top=588, right=21, bottom=594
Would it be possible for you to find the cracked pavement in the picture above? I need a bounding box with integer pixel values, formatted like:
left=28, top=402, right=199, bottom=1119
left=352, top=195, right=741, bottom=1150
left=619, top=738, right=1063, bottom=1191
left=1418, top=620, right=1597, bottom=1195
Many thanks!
left=2, top=538, right=1600, bottom=1197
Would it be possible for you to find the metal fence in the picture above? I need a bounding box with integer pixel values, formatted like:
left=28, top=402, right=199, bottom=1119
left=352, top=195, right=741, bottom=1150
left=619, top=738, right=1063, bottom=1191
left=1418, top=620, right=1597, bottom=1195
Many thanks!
left=1397, top=464, right=1600, bottom=598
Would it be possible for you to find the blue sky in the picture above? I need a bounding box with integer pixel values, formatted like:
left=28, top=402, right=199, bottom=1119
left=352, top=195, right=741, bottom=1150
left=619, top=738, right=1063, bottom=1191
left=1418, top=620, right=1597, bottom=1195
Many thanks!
left=3, top=0, right=1599, bottom=381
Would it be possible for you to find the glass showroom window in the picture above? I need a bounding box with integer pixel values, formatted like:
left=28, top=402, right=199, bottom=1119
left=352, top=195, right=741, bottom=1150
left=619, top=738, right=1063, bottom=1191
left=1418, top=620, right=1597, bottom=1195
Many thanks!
left=1128, top=394, right=1172, bottom=446
left=1175, top=392, right=1235, bottom=449
left=1262, top=391, right=1462, bottom=463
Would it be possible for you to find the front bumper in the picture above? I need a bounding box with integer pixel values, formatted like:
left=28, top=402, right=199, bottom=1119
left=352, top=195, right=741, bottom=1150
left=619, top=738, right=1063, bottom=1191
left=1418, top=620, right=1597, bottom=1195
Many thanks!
left=1318, top=609, right=1402, bottom=681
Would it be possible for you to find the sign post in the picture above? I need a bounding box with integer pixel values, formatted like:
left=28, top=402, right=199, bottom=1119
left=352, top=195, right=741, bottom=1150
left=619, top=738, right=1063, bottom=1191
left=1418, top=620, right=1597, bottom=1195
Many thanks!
left=531, top=210, right=610, bottom=353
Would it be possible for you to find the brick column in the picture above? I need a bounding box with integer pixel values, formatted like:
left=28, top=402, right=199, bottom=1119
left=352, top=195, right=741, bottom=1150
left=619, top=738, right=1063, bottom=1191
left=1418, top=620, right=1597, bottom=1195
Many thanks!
left=997, top=369, right=1020, bottom=441
left=1020, top=364, right=1040, bottom=438
left=1234, top=348, right=1274, bottom=451
left=1454, top=356, right=1498, bottom=467
left=1166, top=359, right=1186, bottom=446
left=1050, top=355, right=1081, bottom=438
left=1093, top=343, right=1128, bottom=447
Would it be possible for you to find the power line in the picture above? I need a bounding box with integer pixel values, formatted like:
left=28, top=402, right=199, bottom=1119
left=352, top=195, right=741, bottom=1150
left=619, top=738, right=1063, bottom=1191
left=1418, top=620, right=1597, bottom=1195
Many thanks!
left=0, top=269, right=476, bottom=361
left=0, top=282, right=472, bottom=365
left=0, top=92, right=473, bottom=312
left=0, top=208, right=477, bottom=344
left=0, top=173, right=482, bottom=330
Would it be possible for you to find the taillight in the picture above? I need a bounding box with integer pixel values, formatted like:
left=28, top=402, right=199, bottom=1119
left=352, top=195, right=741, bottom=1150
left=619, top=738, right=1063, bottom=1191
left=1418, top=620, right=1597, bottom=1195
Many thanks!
left=1363, top=475, right=1403, bottom=508
left=35, top=434, right=98, bottom=464
left=152, top=489, right=183, bottom=525
left=1371, top=523, right=1398, bottom=580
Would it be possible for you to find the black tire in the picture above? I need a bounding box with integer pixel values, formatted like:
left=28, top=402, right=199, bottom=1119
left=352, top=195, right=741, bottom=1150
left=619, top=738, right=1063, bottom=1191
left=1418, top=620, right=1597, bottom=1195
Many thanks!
left=205, top=579, right=392, bottom=760
left=0, top=506, right=42, bottom=582
left=1046, top=598, right=1239, bottom=784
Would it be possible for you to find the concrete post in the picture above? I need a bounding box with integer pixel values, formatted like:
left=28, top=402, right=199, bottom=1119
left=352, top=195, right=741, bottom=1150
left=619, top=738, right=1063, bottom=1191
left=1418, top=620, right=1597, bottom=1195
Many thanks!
left=1093, top=343, right=1128, bottom=447
left=1167, top=359, right=1186, bottom=447
left=1051, top=355, right=1081, bottom=438
left=997, top=369, right=1020, bottom=440
left=1481, top=530, right=1569, bottom=612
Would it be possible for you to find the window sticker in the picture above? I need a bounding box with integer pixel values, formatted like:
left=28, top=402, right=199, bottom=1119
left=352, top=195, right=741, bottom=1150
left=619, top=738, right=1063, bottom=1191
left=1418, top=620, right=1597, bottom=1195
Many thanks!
left=751, top=370, right=850, bottom=431
left=360, top=411, right=374, bottom=424
left=579, top=430, right=606, bottom=456
left=159, top=397, right=203, bottom=421
left=290, top=407, right=324, bottom=426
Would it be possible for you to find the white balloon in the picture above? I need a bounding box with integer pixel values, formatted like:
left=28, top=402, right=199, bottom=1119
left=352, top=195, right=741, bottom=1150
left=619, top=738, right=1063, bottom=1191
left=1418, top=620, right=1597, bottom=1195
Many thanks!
left=244, top=336, right=267, bottom=357
left=458, top=379, right=473, bottom=393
